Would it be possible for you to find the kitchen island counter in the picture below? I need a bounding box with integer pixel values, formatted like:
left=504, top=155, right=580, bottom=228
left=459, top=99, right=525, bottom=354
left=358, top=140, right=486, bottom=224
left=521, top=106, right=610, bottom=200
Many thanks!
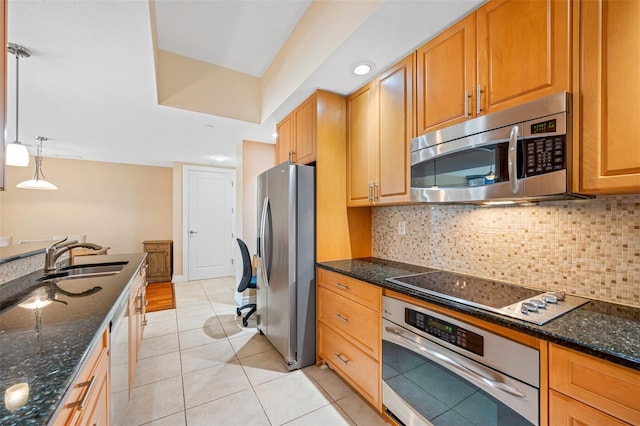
left=0, top=253, right=146, bottom=424
left=317, top=257, right=640, bottom=371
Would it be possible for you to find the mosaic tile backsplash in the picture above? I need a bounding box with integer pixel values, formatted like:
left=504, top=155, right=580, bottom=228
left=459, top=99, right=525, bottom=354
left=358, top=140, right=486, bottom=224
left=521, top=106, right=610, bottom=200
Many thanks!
left=372, top=195, right=640, bottom=307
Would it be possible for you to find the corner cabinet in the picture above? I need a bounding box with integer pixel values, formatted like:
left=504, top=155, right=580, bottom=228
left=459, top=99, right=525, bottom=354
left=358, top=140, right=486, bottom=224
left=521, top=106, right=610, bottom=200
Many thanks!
left=573, top=0, right=640, bottom=194
left=316, top=268, right=382, bottom=410
left=347, top=54, right=414, bottom=206
left=275, top=93, right=317, bottom=165
left=416, top=0, right=570, bottom=135
left=54, top=328, right=110, bottom=426
left=549, top=343, right=640, bottom=425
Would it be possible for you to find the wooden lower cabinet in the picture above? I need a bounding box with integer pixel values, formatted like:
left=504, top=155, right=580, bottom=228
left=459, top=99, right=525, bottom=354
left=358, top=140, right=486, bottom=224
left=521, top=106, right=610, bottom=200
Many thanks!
left=128, top=264, right=147, bottom=389
left=54, top=329, right=110, bottom=426
left=549, top=343, right=640, bottom=425
left=550, top=390, right=627, bottom=425
left=318, top=323, right=380, bottom=407
left=316, top=268, right=382, bottom=410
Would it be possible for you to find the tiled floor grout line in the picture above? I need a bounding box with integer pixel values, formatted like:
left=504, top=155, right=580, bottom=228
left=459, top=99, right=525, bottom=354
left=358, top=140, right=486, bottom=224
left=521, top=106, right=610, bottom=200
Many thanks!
left=133, top=278, right=387, bottom=426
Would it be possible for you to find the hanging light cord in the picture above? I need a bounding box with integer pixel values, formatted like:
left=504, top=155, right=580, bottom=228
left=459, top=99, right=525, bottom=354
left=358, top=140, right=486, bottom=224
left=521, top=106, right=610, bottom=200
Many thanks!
left=7, top=43, right=31, bottom=144
left=33, top=137, right=48, bottom=181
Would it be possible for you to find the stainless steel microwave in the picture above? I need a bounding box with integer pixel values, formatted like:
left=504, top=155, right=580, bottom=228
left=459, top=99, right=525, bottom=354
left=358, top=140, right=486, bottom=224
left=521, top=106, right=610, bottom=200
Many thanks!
left=410, top=92, right=586, bottom=203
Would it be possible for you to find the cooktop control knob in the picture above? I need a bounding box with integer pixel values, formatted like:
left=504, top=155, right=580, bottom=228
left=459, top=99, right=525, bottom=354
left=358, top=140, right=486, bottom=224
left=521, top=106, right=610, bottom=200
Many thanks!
left=521, top=302, right=539, bottom=313
left=553, top=291, right=566, bottom=301
left=530, top=299, right=546, bottom=308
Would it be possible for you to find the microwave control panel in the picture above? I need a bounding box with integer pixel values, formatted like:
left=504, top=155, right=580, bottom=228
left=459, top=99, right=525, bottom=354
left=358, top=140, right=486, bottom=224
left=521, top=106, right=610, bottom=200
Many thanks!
left=524, top=134, right=565, bottom=176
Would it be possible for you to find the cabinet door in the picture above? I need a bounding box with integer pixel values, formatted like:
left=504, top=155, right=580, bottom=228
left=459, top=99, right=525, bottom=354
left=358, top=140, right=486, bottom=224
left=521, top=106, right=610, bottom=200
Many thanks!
left=0, top=1, right=6, bottom=191
left=550, top=390, right=627, bottom=426
left=376, top=54, right=414, bottom=204
left=417, top=13, right=475, bottom=134
left=347, top=83, right=377, bottom=206
left=74, top=348, right=110, bottom=426
left=576, top=0, right=640, bottom=194
left=275, top=113, right=294, bottom=164
left=54, top=330, right=109, bottom=426
left=294, top=94, right=316, bottom=164
left=476, top=0, right=570, bottom=114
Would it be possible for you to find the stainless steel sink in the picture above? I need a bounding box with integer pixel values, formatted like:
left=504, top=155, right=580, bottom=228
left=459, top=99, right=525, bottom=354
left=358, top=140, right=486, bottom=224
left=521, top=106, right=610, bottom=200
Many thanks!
left=38, top=261, right=128, bottom=282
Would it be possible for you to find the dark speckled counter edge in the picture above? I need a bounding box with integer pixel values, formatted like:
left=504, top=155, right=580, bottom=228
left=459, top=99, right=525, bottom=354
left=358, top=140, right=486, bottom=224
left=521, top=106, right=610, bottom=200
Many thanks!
left=46, top=253, right=147, bottom=425
left=317, top=258, right=640, bottom=372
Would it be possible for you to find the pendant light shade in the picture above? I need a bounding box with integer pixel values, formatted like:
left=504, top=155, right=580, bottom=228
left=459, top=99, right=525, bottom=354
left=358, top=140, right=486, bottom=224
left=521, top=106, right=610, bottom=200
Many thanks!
left=17, top=136, right=57, bottom=190
left=6, top=43, right=31, bottom=167
left=6, top=142, right=29, bottom=166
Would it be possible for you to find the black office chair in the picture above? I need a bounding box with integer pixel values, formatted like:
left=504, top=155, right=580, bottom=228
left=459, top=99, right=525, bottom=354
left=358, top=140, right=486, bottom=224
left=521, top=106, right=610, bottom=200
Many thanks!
left=235, top=238, right=257, bottom=327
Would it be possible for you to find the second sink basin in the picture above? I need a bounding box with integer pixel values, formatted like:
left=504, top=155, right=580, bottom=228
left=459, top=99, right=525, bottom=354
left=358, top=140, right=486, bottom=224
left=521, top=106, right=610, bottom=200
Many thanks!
left=38, top=261, right=128, bottom=282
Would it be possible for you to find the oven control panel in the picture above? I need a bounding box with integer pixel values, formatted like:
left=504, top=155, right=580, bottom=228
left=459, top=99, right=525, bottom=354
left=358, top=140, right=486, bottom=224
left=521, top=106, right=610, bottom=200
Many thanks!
left=405, top=308, right=484, bottom=356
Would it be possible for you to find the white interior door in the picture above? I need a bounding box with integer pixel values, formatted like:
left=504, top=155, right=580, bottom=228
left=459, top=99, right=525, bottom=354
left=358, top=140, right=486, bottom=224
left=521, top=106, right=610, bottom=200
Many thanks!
left=183, top=166, right=235, bottom=281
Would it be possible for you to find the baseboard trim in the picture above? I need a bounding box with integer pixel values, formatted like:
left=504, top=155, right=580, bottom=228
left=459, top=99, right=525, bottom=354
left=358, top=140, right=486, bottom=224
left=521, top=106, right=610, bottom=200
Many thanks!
left=172, top=275, right=185, bottom=283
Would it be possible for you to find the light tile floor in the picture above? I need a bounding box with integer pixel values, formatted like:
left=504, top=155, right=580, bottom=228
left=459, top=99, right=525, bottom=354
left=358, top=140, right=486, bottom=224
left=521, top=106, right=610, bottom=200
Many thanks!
left=120, top=276, right=389, bottom=426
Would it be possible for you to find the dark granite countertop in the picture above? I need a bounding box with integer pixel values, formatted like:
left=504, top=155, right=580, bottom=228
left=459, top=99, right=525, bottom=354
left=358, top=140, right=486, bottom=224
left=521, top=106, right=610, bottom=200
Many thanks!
left=0, top=242, right=51, bottom=265
left=0, top=253, right=146, bottom=425
left=317, top=257, right=640, bottom=371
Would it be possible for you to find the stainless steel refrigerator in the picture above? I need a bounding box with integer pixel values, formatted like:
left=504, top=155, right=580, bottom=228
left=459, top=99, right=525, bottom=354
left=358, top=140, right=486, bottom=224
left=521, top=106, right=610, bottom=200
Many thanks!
left=256, top=162, right=316, bottom=370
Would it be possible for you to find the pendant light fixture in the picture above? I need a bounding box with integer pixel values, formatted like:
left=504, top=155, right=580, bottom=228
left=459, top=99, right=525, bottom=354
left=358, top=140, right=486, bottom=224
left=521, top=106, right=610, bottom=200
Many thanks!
left=6, top=43, right=31, bottom=167
left=17, top=136, right=57, bottom=190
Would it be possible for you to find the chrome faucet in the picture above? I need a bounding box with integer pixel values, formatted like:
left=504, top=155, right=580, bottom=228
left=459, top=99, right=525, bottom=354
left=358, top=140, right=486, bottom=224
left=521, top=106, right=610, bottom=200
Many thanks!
left=44, top=237, right=103, bottom=272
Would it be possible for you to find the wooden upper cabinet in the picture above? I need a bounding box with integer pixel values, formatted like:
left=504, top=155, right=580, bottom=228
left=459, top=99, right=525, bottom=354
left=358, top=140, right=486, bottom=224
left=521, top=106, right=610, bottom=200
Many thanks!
left=417, top=13, right=476, bottom=135
left=294, top=95, right=316, bottom=164
left=275, top=113, right=294, bottom=164
left=574, top=0, right=640, bottom=194
left=476, top=0, right=570, bottom=114
left=376, top=54, right=414, bottom=204
left=347, top=83, right=376, bottom=206
left=416, top=0, right=570, bottom=134
left=275, top=93, right=319, bottom=165
left=347, top=54, right=414, bottom=206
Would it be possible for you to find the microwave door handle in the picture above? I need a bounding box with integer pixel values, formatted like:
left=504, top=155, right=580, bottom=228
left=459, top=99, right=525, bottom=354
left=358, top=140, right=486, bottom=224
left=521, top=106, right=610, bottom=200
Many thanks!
left=508, top=125, right=520, bottom=194
left=385, top=326, right=528, bottom=400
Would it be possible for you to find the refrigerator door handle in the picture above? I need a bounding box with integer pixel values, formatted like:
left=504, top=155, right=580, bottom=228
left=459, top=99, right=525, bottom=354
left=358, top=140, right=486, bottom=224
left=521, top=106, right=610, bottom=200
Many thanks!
left=259, top=196, right=271, bottom=286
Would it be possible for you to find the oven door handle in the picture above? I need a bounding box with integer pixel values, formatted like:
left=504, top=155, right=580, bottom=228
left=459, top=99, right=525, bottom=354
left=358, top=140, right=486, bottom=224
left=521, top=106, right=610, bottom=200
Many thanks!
left=385, top=326, right=528, bottom=400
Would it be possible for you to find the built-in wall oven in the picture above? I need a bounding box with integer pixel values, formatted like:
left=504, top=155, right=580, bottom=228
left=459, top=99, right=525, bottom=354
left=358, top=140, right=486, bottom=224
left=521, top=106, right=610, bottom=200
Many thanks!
left=382, top=296, right=539, bottom=426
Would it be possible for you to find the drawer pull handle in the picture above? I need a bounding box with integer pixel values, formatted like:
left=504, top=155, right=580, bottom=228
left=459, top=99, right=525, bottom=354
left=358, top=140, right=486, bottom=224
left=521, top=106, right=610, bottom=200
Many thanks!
left=334, top=313, right=349, bottom=323
left=333, top=282, right=349, bottom=291
left=69, top=374, right=97, bottom=410
left=334, top=353, right=349, bottom=365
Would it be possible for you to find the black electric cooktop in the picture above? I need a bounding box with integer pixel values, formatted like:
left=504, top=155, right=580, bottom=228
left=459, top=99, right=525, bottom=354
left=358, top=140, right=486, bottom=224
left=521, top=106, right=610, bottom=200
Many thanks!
left=386, top=271, right=589, bottom=325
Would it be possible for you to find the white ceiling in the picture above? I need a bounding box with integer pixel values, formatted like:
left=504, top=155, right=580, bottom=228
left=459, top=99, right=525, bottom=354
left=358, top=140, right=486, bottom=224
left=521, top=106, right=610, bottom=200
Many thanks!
left=7, top=0, right=482, bottom=168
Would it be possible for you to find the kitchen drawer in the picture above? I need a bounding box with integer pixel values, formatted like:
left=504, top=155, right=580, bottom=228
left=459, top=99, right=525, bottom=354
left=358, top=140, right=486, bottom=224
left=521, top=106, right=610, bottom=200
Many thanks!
left=550, top=390, right=628, bottom=426
left=318, top=286, right=380, bottom=359
left=549, top=343, right=640, bottom=424
left=317, top=268, right=381, bottom=312
left=54, top=328, right=110, bottom=426
left=318, top=322, right=380, bottom=408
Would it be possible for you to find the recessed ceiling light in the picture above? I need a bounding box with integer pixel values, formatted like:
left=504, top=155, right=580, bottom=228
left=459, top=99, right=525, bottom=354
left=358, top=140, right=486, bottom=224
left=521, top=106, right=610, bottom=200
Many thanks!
left=353, top=63, right=372, bottom=76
